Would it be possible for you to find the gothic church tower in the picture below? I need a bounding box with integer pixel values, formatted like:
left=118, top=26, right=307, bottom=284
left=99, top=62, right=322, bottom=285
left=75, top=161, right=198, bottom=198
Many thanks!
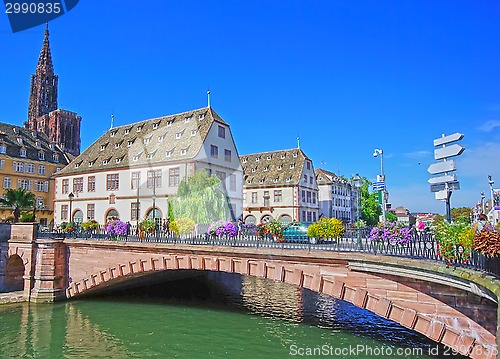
left=26, top=24, right=81, bottom=156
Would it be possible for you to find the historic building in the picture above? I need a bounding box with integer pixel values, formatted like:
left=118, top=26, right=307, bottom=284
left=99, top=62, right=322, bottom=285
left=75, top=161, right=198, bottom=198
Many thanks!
left=241, top=149, right=319, bottom=224
left=53, top=107, right=243, bottom=226
left=25, top=24, right=81, bottom=157
left=315, top=168, right=357, bottom=223
left=0, top=122, right=70, bottom=226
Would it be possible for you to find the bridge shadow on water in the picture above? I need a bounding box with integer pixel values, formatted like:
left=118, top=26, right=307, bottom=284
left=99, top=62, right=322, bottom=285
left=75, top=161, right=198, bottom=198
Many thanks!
left=80, top=271, right=466, bottom=358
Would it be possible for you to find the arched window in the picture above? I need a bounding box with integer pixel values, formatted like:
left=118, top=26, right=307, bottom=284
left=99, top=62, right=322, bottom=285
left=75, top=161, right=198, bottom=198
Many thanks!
left=73, top=210, right=84, bottom=224
left=244, top=215, right=256, bottom=224
left=106, top=209, right=119, bottom=221
left=279, top=214, right=292, bottom=224
left=261, top=215, right=273, bottom=224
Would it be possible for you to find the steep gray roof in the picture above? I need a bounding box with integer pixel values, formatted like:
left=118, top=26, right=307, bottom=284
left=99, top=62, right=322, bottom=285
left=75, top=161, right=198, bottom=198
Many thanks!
left=0, top=122, right=70, bottom=165
left=56, top=107, right=228, bottom=176
left=240, top=148, right=310, bottom=188
left=315, top=168, right=350, bottom=186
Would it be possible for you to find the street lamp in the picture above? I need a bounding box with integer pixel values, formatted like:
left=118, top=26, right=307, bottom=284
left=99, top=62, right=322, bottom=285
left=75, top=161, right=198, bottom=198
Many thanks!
left=481, top=192, right=485, bottom=214
left=373, top=148, right=386, bottom=223
left=68, top=192, right=74, bottom=222
left=488, top=175, right=495, bottom=212
left=352, top=174, right=362, bottom=250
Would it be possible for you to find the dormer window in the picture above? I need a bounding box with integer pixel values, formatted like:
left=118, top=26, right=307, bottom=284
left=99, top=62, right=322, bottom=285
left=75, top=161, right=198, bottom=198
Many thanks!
left=267, top=155, right=271, bottom=160
left=259, top=179, right=264, bottom=184
left=242, top=158, right=247, bottom=163
left=280, top=154, right=285, bottom=159
left=133, top=155, right=139, bottom=161
left=53, top=154, right=59, bottom=163
left=17, top=137, right=23, bottom=145
left=127, top=139, right=135, bottom=147
left=100, top=143, right=108, bottom=151
left=74, top=163, right=80, bottom=169
left=251, top=168, right=256, bottom=173
left=110, top=130, right=117, bottom=137
left=293, top=152, right=298, bottom=158
left=263, top=166, right=268, bottom=172
left=175, top=132, right=182, bottom=139
left=256, top=157, right=260, bottom=162
left=319, top=176, right=323, bottom=181
left=20, top=148, right=26, bottom=157
left=191, top=130, right=197, bottom=136
left=199, top=113, right=205, bottom=120
left=273, top=178, right=278, bottom=183
left=247, top=179, right=252, bottom=184
left=136, top=125, right=143, bottom=132
left=50, top=143, right=55, bottom=150
left=124, top=129, right=130, bottom=135
left=116, top=157, right=122, bottom=164
left=286, top=176, right=291, bottom=182
left=144, top=136, right=151, bottom=144
left=181, top=148, right=187, bottom=155
left=167, top=120, right=173, bottom=127
left=278, top=165, right=282, bottom=170
left=290, top=164, right=295, bottom=169
left=88, top=161, right=93, bottom=167
left=166, top=151, right=172, bottom=158
left=115, top=142, right=121, bottom=149
left=13, top=127, right=18, bottom=134
left=184, top=117, right=191, bottom=123
left=158, top=135, right=165, bottom=142
left=153, top=122, right=160, bottom=129
left=38, top=151, right=45, bottom=160
left=35, top=140, right=41, bottom=148
left=0, top=145, right=6, bottom=154
left=32, top=131, right=37, bottom=138
left=102, top=158, right=110, bottom=165
left=146, top=153, right=154, bottom=159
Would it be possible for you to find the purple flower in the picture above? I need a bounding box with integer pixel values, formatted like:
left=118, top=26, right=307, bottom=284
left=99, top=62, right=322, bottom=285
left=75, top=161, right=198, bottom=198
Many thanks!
left=106, top=220, right=128, bottom=236
left=208, top=220, right=237, bottom=237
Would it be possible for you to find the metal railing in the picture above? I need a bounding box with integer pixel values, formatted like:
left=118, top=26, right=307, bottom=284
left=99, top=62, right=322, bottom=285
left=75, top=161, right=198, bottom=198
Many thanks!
left=38, top=227, right=500, bottom=278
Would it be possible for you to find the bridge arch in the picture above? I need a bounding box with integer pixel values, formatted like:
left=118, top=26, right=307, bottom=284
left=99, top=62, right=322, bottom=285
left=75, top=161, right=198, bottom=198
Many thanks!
left=65, top=249, right=497, bottom=357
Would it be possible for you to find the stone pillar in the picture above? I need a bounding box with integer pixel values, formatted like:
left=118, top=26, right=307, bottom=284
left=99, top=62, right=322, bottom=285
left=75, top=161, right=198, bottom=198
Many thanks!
left=0, top=223, right=12, bottom=290
left=30, top=238, right=67, bottom=302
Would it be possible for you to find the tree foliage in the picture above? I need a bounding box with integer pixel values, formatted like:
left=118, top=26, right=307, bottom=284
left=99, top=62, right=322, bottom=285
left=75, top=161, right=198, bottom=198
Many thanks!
left=386, top=212, right=398, bottom=222
left=354, top=176, right=382, bottom=226
left=451, top=207, right=472, bottom=224
left=168, top=171, right=228, bottom=224
left=0, top=188, right=36, bottom=222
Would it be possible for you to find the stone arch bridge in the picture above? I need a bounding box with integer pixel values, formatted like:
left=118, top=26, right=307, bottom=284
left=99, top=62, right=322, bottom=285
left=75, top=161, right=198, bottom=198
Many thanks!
left=1, top=224, right=499, bottom=359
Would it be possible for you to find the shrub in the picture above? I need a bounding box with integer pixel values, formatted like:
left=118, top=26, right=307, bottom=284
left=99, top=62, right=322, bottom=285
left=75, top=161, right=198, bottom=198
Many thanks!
left=170, top=217, right=195, bottom=235
left=474, top=226, right=500, bottom=257
left=81, top=220, right=99, bottom=231
left=307, top=218, right=345, bottom=239
left=433, top=221, right=472, bottom=263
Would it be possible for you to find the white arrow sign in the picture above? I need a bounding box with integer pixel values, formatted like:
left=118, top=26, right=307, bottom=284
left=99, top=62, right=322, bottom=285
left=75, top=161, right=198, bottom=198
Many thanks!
left=427, top=160, right=457, bottom=174
left=428, top=174, right=457, bottom=184
left=434, top=144, right=465, bottom=160
left=434, top=133, right=464, bottom=147
left=435, top=189, right=448, bottom=201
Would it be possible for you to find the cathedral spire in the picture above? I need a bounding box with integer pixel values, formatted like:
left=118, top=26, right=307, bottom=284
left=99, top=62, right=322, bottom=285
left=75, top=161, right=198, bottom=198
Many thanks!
left=27, top=23, right=58, bottom=130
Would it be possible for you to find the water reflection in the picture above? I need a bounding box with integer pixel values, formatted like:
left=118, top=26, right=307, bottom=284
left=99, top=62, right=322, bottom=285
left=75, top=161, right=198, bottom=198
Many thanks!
left=0, top=271, right=465, bottom=358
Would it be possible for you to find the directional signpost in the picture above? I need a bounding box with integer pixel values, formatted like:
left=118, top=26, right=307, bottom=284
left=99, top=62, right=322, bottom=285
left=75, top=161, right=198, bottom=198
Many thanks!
left=428, top=133, right=465, bottom=221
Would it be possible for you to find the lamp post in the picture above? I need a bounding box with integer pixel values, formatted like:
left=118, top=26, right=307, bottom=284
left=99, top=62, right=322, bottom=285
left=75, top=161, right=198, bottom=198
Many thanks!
left=68, top=192, right=74, bottom=222
left=352, top=174, right=362, bottom=250
left=488, top=175, right=495, bottom=212
left=373, top=148, right=386, bottom=223
left=481, top=192, right=485, bottom=214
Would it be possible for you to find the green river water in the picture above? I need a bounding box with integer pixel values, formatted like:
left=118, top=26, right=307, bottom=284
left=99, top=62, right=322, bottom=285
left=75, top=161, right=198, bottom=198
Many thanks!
left=0, top=272, right=464, bottom=358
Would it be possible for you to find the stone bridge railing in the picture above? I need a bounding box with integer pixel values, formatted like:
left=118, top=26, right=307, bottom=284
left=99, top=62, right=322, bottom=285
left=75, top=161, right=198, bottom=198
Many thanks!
left=39, top=228, right=500, bottom=279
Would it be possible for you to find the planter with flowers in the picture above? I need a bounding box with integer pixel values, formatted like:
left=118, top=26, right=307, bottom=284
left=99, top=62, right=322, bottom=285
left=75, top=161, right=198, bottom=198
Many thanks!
left=267, top=220, right=285, bottom=242
left=432, top=221, right=474, bottom=265
left=207, top=220, right=237, bottom=239
left=138, top=218, right=156, bottom=239
left=307, top=217, right=345, bottom=242
left=106, top=219, right=128, bottom=240
left=369, top=221, right=412, bottom=246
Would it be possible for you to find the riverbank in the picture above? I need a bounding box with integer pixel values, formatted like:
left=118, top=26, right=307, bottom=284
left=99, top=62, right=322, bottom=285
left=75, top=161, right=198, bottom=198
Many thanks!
left=0, top=291, right=25, bottom=305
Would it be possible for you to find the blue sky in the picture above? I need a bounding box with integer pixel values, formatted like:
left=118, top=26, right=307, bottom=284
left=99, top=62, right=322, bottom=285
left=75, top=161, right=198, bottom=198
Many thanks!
left=1, top=1, right=499, bottom=214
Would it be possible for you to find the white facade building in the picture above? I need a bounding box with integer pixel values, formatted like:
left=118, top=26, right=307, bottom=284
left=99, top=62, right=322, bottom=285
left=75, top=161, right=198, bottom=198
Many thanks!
left=315, top=168, right=357, bottom=223
left=241, top=149, right=319, bottom=224
left=53, top=107, right=242, bottom=226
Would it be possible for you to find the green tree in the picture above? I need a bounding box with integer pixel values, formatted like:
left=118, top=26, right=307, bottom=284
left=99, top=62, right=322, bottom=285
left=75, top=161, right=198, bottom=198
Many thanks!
left=386, top=212, right=398, bottom=222
left=168, top=171, right=228, bottom=225
left=0, top=188, right=36, bottom=223
left=451, top=207, right=472, bottom=224
left=355, top=176, right=382, bottom=226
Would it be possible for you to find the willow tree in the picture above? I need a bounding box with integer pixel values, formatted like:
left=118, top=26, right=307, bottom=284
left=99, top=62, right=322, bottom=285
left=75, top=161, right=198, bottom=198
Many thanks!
left=168, top=170, right=228, bottom=224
